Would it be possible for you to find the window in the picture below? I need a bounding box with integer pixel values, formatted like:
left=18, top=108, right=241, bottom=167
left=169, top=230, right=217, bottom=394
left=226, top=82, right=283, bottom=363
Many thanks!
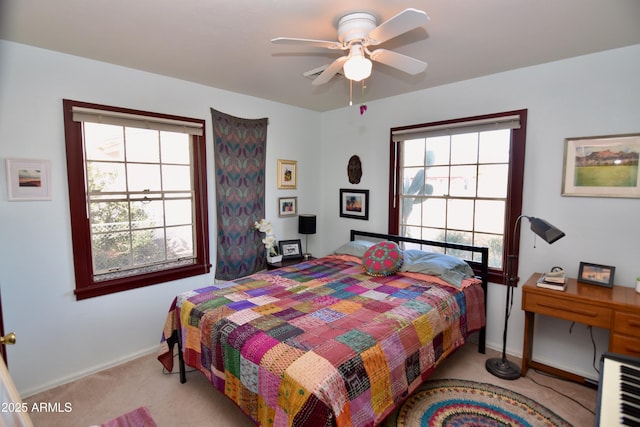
left=389, top=110, right=527, bottom=284
left=63, top=100, right=210, bottom=300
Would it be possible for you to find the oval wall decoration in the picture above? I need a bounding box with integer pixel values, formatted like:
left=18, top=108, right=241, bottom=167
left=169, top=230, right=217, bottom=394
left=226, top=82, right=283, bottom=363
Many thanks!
left=347, top=155, right=362, bottom=184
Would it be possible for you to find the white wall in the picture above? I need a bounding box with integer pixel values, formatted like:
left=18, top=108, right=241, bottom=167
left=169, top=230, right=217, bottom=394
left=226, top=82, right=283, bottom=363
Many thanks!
left=0, top=40, right=322, bottom=395
left=318, top=44, right=640, bottom=381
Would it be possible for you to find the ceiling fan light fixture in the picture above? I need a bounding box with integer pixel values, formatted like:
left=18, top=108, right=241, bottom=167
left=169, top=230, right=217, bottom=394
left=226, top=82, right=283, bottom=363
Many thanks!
left=343, top=46, right=372, bottom=82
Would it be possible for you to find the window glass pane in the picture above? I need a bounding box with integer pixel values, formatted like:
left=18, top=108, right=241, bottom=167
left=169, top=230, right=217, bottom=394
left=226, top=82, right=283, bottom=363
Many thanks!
left=474, top=232, right=504, bottom=269
left=450, top=133, right=478, bottom=164
left=421, top=198, right=446, bottom=228
left=130, top=200, right=164, bottom=229
left=475, top=200, right=505, bottom=234
left=449, top=165, right=477, bottom=197
left=125, top=128, right=160, bottom=163
left=447, top=199, right=474, bottom=231
left=87, top=161, right=126, bottom=193
left=403, top=139, right=426, bottom=167
left=84, top=123, right=124, bottom=161
left=426, top=165, right=450, bottom=196
left=402, top=197, right=423, bottom=226
left=161, top=132, right=190, bottom=165
left=479, top=129, right=510, bottom=163
left=445, top=230, right=473, bottom=246
left=90, top=201, right=130, bottom=232
left=92, top=231, right=132, bottom=272
left=478, top=164, right=508, bottom=197
left=165, top=199, right=193, bottom=226
left=162, top=165, right=192, bottom=191
left=132, top=228, right=165, bottom=264
left=401, top=225, right=422, bottom=240
left=127, top=163, right=161, bottom=192
left=425, top=136, right=450, bottom=166
left=166, top=225, right=194, bottom=259
left=422, top=227, right=446, bottom=243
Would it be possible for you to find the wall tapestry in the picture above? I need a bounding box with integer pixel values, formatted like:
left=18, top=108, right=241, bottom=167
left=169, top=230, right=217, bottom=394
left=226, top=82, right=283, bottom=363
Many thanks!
left=212, top=108, right=268, bottom=280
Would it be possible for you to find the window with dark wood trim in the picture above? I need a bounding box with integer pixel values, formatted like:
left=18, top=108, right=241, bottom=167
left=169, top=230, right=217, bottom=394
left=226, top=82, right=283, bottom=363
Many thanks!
left=388, top=110, right=527, bottom=284
left=63, top=99, right=210, bottom=300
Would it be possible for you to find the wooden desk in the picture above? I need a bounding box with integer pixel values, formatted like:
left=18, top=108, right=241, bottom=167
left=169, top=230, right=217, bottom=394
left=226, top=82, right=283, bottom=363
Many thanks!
left=521, top=273, right=640, bottom=384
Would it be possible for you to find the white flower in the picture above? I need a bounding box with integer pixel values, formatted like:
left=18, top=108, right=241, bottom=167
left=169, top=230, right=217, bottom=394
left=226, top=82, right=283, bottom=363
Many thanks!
left=254, top=219, right=278, bottom=256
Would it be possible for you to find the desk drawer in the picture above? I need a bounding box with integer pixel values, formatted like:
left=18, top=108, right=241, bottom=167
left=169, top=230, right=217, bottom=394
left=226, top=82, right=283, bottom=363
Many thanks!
left=611, top=333, right=640, bottom=356
left=523, top=292, right=611, bottom=328
left=613, top=311, right=640, bottom=336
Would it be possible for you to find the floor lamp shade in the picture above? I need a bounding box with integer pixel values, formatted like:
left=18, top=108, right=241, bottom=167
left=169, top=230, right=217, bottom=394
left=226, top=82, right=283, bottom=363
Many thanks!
left=298, top=214, right=316, bottom=259
left=528, top=217, right=565, bottom=244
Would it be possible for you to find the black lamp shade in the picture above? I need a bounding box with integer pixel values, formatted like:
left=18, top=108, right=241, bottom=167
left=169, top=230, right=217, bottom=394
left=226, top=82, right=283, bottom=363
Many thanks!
left=528, top=217, right=565, bottom=244
left=298, top=214, right=316, bottom=235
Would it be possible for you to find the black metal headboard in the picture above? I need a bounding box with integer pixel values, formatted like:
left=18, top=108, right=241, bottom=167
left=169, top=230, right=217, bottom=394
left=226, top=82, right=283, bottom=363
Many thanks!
left=350, top=229, right=489, bottom=353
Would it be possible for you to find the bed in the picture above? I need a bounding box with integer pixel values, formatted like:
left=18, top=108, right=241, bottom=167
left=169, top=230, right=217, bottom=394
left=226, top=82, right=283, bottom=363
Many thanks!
left=158, top=230, right=488, bottom=426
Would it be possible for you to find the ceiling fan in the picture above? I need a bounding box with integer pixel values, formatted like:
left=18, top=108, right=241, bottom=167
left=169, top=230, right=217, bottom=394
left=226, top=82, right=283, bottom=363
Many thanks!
left=271, top=8, right=430, bottom=86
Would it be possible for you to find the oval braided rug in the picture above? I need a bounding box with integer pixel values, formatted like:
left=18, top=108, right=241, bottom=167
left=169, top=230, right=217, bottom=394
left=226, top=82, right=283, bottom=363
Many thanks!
left=392, top=379, right=572, bottom=427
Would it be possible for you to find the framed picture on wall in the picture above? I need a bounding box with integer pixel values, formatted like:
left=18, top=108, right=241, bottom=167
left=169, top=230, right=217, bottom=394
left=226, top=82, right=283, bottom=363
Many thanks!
left=6, top=158, right=52, bottom=201
left=562, top=133, right=640, bottom=198
left=278, top=196, right=297, bottom=217
left=339, top=189, right=369, bottom=220
left=277, top=159, right=297, bottom=189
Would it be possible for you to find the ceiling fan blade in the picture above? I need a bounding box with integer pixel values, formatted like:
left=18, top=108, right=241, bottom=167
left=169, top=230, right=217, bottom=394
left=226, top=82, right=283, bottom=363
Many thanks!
left=369, top=49, right=427, bottom=75
left=311, top=56, right=348, bottom=85
left=271, top=37, right=343, bottom=49
left=367, top=8, right=429, bottom=45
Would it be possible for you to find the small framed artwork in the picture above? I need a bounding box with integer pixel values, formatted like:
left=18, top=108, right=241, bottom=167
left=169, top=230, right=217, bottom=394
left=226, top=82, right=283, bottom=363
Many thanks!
left=339, top=188, right=369, bottom=220
left=577, top=262, right=616, bottom=288
left=562, top=133, right=640, bottom=198
left=278, top=239, right=302, bottom=260
left=277, top=159, right=297, bottom=189
left=6, top=158, right=52, bottom=201
left=278, top=196, right=297, bottom=217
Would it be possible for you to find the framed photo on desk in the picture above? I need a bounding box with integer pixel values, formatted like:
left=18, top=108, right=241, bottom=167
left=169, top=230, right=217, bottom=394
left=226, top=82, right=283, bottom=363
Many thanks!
left=577, top=262, right=615, bottom=288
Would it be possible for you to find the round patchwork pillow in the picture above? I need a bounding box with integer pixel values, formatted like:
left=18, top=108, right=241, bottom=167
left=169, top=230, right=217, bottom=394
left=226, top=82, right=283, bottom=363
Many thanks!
left=362, top=241, right=404, bottom=276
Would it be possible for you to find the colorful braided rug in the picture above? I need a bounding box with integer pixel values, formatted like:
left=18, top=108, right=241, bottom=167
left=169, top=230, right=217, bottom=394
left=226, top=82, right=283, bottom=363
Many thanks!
left=387, top=379, right=572, bottom=427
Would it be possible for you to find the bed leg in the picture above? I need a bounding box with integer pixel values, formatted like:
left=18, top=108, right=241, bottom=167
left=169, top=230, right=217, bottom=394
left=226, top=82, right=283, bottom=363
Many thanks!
left=478, top=326, right=486, bottom=354
left=168, top=330, right=187, bottom=383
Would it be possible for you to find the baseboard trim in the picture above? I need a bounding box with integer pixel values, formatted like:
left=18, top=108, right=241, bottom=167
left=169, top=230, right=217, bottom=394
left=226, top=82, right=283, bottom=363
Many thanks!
left=21, top=344, right=158, bottom=398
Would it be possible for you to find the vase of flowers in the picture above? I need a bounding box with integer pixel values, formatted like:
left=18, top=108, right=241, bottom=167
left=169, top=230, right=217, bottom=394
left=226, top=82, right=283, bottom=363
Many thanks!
left=254, top=219, right=282, bottom=263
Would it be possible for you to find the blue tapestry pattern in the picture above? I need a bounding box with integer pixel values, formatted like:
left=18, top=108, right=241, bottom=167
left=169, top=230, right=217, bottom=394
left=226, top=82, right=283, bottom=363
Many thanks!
left=211, top=109, right=268, bottom=280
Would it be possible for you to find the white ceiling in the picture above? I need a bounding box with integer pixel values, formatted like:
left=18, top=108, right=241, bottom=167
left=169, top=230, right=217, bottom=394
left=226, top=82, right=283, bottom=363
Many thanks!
left=1, top=0, right=639, bottom=112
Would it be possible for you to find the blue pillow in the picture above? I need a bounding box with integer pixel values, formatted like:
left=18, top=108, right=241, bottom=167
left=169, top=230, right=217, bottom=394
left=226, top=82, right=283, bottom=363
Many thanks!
left=333, top=240, right=377, bottom=258
left=400, top=249, right=474, bottom=288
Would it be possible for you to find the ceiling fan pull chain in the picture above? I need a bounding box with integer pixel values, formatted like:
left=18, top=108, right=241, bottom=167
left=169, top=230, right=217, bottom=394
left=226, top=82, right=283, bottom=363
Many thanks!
left=349, top=79, right=353, bottom=106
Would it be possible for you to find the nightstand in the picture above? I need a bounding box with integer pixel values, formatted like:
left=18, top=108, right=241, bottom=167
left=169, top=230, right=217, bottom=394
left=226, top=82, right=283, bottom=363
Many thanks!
left=266, top=257, right=314, bottom=270
left=521, top=272, right=640, bottom=384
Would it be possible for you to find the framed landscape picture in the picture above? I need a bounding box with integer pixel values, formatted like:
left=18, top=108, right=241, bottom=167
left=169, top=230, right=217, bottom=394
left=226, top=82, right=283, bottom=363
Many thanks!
left=339, top=189, right=369, bottom=220
left=6, top=158, right=52, bottom=201
left=562, top=133, right=640, bottom=198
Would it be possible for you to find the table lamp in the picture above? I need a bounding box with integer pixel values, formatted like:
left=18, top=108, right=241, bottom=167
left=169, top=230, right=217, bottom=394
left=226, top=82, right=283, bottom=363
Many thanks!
left=298, top=214, right=316, bottom=260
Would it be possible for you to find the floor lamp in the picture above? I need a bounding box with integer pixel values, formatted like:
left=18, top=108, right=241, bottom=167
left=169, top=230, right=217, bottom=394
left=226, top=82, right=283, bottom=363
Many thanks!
left=298, top=214, right=316, bottom=259
left=485, top=215, right=565, bottom=380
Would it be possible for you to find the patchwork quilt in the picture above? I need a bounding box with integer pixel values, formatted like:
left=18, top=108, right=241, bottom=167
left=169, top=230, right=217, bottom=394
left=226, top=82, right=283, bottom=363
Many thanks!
left=158, top=255, right=485, bottom=427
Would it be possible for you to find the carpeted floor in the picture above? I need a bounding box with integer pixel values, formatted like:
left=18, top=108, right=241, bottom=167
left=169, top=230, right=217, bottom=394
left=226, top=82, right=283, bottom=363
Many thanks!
left=23, top=340, right=596, bottom=426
